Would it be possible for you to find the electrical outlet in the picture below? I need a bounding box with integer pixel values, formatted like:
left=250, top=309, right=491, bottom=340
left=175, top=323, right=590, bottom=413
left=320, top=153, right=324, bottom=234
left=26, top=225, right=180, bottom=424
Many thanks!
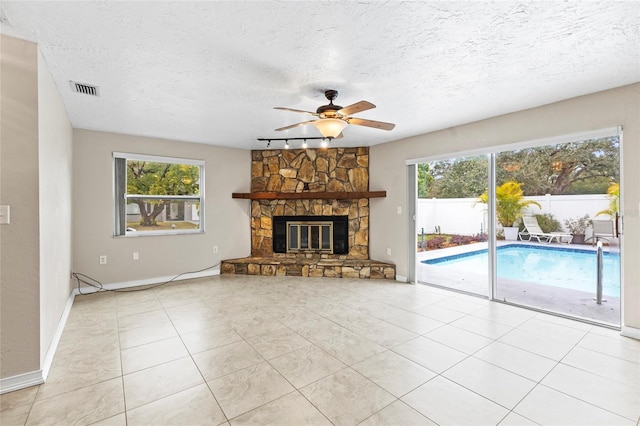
left=99, top=255, right=107, bottom=265
left=133, top=252, right=139, bottom=260
left=386, top=248, right=392, bottom=256
left=397, top=206, right=402, bottom=215
left=213, top=246, right=218, bottom=254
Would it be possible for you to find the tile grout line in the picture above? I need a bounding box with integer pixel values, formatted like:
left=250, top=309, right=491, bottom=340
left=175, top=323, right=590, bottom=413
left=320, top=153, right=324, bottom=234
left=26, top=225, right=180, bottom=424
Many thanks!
left=531, top=330, right=639, bottom=422
left=14, top=276, right=638, bottom=425
left=170, top=290, right=231, bottom=425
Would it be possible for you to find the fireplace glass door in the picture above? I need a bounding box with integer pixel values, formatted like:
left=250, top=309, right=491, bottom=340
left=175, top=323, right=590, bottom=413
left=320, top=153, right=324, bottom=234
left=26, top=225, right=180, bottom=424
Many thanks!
left=287, top=222, right=333, bottom=253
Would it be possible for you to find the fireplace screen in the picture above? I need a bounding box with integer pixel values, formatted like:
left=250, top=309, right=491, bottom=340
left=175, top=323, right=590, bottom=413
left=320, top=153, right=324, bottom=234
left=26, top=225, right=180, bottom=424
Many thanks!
left=287, top=221, right=333, bottom=253
left=272, top=215, right=348, bottom=255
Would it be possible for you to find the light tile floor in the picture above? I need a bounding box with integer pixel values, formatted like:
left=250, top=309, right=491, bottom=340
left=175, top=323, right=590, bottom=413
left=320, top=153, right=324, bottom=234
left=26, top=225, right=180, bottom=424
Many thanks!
left=1, top=275, right=639, bottom=425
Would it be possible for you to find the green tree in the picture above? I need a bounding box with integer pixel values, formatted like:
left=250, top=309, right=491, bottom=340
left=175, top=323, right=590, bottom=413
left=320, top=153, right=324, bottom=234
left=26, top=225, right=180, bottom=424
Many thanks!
left=419, top=137, right=618, bottom=199
left=127, top=161, right=200, bottom=226
left=417, top=163, right=433, bottom=198
left=496, top=137, right=619, bottom=195
left=426, top=156, right=488, bottom=198
left=563, top=177, right=612, bottom=195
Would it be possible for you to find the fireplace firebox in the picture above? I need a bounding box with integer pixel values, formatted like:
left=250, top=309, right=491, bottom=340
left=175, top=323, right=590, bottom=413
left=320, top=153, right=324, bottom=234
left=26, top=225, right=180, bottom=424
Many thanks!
left=273, top=216, right=348, bottom=255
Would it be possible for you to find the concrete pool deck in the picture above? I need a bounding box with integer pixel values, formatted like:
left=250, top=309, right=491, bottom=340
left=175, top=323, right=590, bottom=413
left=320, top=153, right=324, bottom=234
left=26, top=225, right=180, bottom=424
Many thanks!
left=417, top=240, right=621, bottom=326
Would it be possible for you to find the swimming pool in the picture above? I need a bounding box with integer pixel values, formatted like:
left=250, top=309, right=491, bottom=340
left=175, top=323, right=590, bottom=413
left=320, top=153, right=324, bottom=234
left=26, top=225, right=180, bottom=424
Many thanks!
left=423, top=244, right=620, bottom=297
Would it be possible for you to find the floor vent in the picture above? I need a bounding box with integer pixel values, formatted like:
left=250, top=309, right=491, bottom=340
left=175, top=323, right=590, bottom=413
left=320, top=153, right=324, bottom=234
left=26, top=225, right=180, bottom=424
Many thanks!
left=70, top=81, right=99, bottom=97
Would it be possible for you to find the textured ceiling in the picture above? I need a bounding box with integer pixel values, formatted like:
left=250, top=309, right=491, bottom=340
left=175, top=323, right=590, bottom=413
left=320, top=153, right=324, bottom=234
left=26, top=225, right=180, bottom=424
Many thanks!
left=1, top=1, right=639, bottom=150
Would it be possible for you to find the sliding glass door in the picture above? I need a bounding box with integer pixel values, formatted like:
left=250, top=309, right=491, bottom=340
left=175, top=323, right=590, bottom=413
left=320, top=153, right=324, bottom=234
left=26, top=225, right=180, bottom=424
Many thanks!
left=414, top=130, right=621, bottom=327
left=416, top=155, right=489, bottom=297
left=494, top=136, right=621, bottom=325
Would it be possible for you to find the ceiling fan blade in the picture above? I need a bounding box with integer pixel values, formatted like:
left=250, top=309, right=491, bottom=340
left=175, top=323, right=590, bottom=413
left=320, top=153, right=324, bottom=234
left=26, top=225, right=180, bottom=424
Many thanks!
left=348, top=117, right=395, bottom=131
left=338, top=101, right=375, bottom=116
left=274, top=107, right=318, bottom=116
left=275, top=120, right=316, bottom=131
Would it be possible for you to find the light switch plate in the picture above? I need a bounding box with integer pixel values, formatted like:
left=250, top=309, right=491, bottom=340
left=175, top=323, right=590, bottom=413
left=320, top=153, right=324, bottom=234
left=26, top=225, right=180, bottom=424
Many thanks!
left=0, top=205, right=10, bottom=224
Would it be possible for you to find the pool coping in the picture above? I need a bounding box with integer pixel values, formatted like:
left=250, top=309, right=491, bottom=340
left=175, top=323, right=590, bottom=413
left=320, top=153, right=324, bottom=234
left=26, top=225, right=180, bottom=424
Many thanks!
left=422, top=242, right=620, bottom=265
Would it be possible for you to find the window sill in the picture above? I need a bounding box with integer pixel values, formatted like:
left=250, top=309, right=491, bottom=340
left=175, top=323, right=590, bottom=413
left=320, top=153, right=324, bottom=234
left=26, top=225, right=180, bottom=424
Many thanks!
left=117, top=229, right=204, bottom=237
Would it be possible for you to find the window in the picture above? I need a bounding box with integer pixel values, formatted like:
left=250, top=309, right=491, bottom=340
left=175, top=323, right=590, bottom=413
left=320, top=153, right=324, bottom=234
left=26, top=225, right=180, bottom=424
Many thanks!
left=114, top=152, right=204, bottom=236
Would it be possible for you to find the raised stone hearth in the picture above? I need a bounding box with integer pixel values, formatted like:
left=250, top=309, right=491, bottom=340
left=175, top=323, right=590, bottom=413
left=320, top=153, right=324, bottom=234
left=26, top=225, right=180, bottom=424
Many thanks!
left=221, top=257, right=395, bottom=279
left=224, top=146, right=395, bottom=280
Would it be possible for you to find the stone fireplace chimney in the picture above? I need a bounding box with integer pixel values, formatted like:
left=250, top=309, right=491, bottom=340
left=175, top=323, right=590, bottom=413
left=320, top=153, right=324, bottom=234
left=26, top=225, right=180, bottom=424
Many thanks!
left=250, top=147, right=370, bottom=259
left=222, top=147, right=395, bottom=279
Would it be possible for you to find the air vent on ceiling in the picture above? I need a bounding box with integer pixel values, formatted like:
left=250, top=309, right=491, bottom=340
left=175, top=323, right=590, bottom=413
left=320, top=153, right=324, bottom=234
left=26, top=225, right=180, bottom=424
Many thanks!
left=70, top=81, right=100, bottom=97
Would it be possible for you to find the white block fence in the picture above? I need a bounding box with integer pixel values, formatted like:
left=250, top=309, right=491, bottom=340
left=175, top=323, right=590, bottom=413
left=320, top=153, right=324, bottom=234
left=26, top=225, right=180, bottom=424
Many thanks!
left=416, top=194, right=611, bottom=238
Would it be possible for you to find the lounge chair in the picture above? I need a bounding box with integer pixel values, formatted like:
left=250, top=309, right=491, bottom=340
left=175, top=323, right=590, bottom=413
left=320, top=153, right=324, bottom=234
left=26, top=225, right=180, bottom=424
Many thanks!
left=518, top=215, right=573, bottom=244
left=587, top=220, right=616, bottom=245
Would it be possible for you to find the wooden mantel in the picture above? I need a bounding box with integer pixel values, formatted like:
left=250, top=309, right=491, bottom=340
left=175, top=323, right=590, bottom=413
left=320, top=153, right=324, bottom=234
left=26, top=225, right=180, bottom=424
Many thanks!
left=232, top=191, right=386, bottom=200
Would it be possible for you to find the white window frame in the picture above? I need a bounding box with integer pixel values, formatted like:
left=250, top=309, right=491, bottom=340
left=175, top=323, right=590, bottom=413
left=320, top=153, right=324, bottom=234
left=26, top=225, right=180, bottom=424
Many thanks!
left=113, top=152, right=205, bottom=237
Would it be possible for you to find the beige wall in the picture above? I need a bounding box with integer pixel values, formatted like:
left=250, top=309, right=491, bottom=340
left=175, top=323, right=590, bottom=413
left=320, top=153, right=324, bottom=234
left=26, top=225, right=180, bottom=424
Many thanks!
left=72, top=130, right=250, bottom=285
left=1, top=32, right=637, bottom=385
left=37, top=49, right=73, bottom=363
left=370, top=83, right=640, bottom=329
left=0, top=35, right=41, bottom=378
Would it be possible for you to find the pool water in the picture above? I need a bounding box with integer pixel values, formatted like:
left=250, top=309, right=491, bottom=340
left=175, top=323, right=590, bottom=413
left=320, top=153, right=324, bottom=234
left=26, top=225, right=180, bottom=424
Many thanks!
left=423, top=244, right=620, bottom=297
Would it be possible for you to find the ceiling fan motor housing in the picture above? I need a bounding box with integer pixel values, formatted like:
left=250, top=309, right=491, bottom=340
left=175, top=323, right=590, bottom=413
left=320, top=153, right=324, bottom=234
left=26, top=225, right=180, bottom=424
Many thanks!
left=324, top=89, right=339, bottom=101
left=316, top=104, right=342, bottom=116
left=316, top=89, right=342, bottom=116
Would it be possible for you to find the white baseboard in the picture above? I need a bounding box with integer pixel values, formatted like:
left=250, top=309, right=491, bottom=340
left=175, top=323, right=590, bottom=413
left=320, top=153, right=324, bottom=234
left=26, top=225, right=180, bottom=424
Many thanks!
left=74, top=268, right=220, bottom=295
left=395, top=274, right=408, bottom=283
left=3, top=268, right=220, bottom=394
left=621, top=325, right=640, bottom=340
left=1, top=292, right=76, bottom=394
left=0, top=370, right=44, bottom=394
left=41, top=292, right=75, bottom=380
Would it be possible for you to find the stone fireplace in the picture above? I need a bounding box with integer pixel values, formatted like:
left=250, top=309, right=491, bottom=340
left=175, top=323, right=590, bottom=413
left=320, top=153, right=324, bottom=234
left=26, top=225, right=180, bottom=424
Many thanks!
left=222, top=147, right=395, bottom=279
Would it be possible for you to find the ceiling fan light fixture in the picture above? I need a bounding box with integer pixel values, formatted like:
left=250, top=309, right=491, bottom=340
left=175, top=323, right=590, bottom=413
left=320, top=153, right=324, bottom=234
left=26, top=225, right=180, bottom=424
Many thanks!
left=314, top=118, right=347, bottom=139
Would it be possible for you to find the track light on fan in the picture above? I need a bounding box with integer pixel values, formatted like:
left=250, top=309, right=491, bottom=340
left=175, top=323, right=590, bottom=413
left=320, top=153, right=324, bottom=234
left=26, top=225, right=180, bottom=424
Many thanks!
left=313, top=118, right=348, bottom=139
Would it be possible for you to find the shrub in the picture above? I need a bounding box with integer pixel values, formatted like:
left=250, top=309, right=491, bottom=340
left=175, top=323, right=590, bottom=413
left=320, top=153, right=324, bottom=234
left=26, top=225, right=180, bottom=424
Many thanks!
left=450, top=235, right=464, bottom=245
left=477, top=181, right=541, bottom=227
left=473, top=233, right=488, bottom=242
left=535, top=213, right=562, bottom=233
left=460, top=236, right=474, bottom=244
left=564, top=214, right=591, bottom=234
left=596, top=182, right=619, bottom=218
left=518, top=213, right=561, bottom=234
left=427, top=237, right=446, bottom=249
